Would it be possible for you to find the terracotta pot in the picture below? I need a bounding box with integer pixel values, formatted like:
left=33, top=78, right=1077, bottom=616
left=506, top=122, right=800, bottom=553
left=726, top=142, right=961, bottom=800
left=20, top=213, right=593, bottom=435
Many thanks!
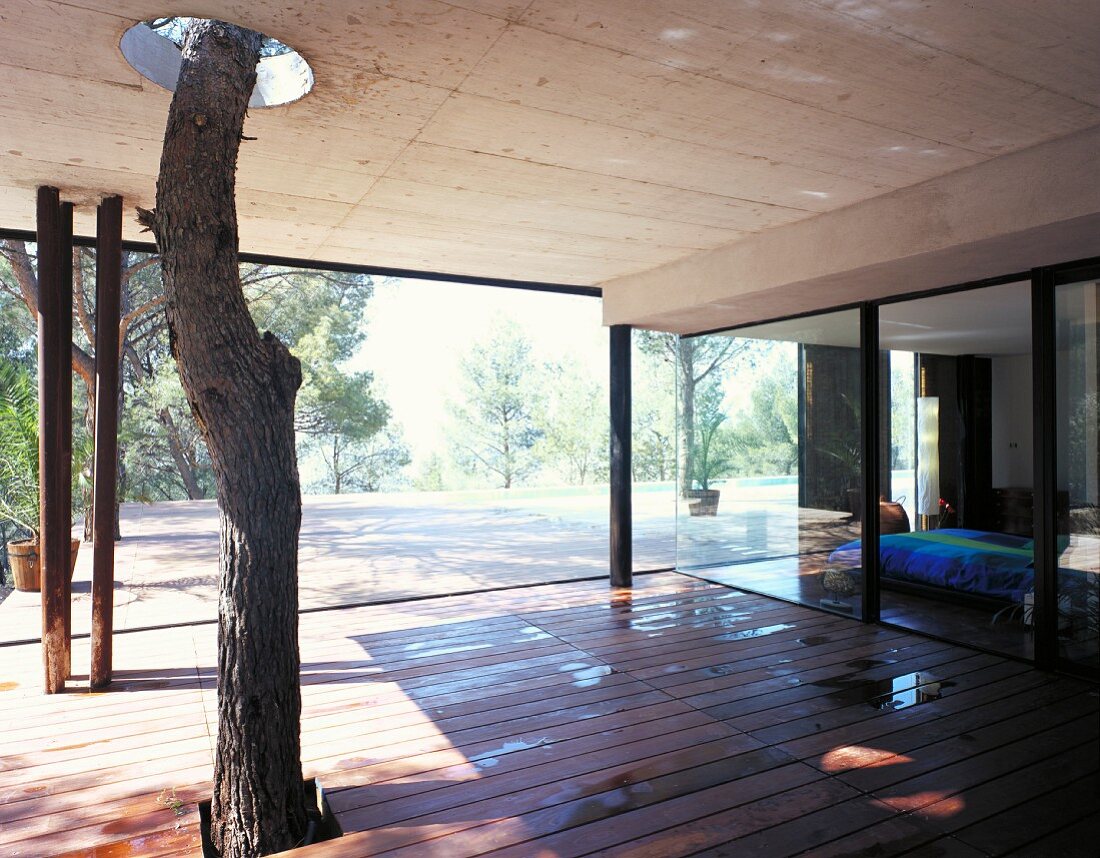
left=6, top=538, right=80, bottom=592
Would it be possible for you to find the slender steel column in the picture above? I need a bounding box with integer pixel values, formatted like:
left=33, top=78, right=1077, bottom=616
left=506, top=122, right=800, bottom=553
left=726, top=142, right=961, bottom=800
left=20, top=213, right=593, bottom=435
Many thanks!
left=91, top=196, right=123, bottom=688
left=860, top=303, right=881, bottom=622
left=36, top=187, right=70, bottom=693
left=1032, top=270, right=1057, bottom=669
left=609, top=324, right=632, bottom=587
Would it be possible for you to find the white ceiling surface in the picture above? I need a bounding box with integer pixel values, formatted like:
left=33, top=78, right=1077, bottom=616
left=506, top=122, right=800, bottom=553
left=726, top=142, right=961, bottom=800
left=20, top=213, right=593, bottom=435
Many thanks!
left=716, top=281, right=1031, bottom=355
left=880, top=280, right=1032, bottom=356
left=1, top=2, right=1099, bottom=288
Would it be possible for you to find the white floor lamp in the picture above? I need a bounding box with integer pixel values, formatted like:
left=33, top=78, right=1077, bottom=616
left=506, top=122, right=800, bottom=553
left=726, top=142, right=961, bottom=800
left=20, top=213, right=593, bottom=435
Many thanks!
left=916, top=396, right=940, bottom=530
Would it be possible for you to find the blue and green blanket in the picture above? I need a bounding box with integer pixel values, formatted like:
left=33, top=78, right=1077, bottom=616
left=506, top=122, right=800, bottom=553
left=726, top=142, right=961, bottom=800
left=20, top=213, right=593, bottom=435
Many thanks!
left=830, top=528, right=1044, bottom=602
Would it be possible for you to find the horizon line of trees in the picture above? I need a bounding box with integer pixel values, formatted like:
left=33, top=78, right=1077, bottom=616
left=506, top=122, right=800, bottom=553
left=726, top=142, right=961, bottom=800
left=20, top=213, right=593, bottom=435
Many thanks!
left=2, top=243, right=810, bottom=544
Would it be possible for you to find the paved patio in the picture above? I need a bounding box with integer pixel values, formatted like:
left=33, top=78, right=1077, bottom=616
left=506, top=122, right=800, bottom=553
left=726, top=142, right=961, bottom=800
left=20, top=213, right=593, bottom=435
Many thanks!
left=0, top=489, right=678, bottom=644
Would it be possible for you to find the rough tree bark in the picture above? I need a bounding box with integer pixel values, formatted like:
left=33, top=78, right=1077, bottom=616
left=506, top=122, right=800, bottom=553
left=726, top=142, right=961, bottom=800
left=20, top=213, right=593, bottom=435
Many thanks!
left=139, top=20, right=308, bottom=857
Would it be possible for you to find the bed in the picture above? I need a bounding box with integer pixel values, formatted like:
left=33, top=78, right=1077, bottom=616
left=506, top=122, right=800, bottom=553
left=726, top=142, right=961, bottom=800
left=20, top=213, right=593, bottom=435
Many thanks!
left=828, top=528, right=1086, bottom=606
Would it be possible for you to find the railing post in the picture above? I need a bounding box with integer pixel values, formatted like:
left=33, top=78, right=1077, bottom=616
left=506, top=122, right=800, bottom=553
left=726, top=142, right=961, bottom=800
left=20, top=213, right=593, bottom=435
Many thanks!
left=91, top=196, right=123, bottom=689
left=610, top=324, right=632, bottom=587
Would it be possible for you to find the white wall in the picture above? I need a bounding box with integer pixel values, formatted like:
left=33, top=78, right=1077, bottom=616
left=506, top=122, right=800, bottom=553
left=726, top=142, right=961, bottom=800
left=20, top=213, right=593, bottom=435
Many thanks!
left=991, top=354, right=1033, bottom=488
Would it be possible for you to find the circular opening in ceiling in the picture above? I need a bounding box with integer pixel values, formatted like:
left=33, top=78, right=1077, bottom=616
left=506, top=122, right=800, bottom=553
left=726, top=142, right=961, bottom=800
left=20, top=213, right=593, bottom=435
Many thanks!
left=120, top=17, right=314, bottom=108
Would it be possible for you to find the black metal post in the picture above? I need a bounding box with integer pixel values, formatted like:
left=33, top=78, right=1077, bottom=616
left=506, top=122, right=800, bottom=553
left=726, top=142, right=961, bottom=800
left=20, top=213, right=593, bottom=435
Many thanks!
left=1032, top=269, right=1057, bottom=669
left=609, top=324, right=632, bottom=587
left=860, top=303, right=881, bottom=622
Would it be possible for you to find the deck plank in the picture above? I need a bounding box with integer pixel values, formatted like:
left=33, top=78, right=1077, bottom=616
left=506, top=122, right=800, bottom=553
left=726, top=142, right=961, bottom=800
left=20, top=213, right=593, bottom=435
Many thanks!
left=0, top=571, right=1096, bottom=858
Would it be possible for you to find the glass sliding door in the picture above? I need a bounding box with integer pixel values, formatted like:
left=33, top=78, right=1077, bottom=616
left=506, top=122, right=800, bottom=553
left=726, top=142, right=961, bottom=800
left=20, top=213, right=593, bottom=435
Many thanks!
left=1054, top=274, right=1100, bottom=674
left=632, top=329, right=678, bottom=571
left=675, top=309, right=863, bottom=617
left=878, top=281, right=1034, bottom=659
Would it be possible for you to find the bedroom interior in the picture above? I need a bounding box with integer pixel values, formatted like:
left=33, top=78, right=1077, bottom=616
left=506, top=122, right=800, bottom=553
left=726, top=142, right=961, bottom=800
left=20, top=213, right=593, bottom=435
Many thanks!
left=876, top=281, right=1037, bottom=659
left=678, top=275, right=1099, bottom=676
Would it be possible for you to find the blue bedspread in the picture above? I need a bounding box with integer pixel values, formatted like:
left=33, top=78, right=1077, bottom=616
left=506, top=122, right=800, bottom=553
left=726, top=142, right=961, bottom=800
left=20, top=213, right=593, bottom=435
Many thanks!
left=830, top=528, right=1038, bottom=602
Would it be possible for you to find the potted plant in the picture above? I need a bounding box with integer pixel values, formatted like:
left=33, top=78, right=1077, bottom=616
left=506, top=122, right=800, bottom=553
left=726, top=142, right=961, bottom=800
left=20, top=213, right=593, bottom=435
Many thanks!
left=0, top=364, right=80, bottom=592
left=686, top=384, right=732, bottom=517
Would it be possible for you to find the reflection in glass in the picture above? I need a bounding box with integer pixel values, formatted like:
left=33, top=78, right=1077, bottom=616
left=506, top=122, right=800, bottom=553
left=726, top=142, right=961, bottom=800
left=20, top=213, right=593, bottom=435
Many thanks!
left=878, top=281, right=1033, bottom=659
left=632, top=331, right=678, bottom=570
left=1055, top=278, right=1100, bottom=673
left=674, top=309, right=863, bottom=617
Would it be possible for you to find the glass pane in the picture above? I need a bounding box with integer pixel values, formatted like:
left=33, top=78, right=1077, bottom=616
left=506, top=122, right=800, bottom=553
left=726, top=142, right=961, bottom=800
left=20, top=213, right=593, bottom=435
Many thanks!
left=632, top=331, right=678, bottom=570
left=879, top=281, right=1033, bottom=659
left=1055, top=278, right=1100, bottom=673
left=675, top=309, right=863, bottom=617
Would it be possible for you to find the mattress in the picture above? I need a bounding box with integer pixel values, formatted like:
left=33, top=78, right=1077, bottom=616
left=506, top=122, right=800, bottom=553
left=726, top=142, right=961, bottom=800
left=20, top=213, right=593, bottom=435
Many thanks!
left=829, top=528, right=1039, bottom=602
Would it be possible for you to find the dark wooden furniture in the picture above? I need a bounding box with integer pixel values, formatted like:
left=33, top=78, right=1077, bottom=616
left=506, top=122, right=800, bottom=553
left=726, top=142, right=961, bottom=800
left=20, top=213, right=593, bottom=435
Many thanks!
left=992, top=487, right=1034, bottom=537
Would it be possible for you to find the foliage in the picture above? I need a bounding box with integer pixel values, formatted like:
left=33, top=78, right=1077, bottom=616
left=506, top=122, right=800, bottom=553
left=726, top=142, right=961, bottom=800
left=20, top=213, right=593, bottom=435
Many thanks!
left=150, top=16, right=290, bottom=56
left=632, top=339, right=676, bottom=482
left=244, top=265, right=403, bottom=491
left=890, top=352, right=915, bottom=470
left=689, top=377, right=734, bottom=490
left=413, top=452, right=447, bottom=492
left=818, top=391, right=862, bottom=494
left=122, top=359, right=215, bottom=501
left=637, top=330, right=751, bottom=493
left=0, top=363, right=39, bottom=537
left=0, top=267, right=34, bottom=362
left=449, top=319, right=543, bottom=489
left=112, top=262, right=407, bottom=500
left=727, top=360, right=799, bottom=477
left=538, top=357, right=608, bottom=485
left=308, top=427, right=411, bottom=495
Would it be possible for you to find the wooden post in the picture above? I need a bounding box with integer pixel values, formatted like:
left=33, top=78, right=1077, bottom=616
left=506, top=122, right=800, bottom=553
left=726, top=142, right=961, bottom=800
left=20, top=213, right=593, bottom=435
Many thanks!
left=58, top=201, right=74, bottom=679
left=610, top=324, right=632, bottom=587
left=36, top=186, right=71, bottom=693
left=91, top=196, right=123, bottom=688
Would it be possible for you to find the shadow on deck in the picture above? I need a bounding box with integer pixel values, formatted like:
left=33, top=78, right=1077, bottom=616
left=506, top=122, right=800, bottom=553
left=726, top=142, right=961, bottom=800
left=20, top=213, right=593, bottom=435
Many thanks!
left=1, top=573, right=1096, bottom=857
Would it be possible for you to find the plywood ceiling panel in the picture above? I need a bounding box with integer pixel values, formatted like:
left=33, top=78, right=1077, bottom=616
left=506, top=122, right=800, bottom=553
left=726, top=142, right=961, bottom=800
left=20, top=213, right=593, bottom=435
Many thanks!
left=0, top=0, right=1097, bottom=287
left=519, top=0, right=1100, bottom=153
left=416, top=93, right=889, bottom=209
left=356, top=178, right=736, bottom=249
left=457, top=24, right=987, bottom=188
left=384, top=144, right=803, bottom=233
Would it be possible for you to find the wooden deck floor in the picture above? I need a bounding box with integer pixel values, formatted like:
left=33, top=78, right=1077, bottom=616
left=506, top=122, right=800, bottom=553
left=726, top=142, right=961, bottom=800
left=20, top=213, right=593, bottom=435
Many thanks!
left=1, top=572, right=1096, bottom=857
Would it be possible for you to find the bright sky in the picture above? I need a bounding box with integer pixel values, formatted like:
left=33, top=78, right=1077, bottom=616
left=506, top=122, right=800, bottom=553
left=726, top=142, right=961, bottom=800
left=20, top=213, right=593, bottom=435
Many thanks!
left=348, top=277, right=607, bottom=463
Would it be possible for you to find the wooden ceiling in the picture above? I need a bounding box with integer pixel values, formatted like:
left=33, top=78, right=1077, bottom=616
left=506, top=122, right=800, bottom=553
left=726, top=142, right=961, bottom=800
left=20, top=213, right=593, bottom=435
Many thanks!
left=2, top=1, right=1099, bottom=286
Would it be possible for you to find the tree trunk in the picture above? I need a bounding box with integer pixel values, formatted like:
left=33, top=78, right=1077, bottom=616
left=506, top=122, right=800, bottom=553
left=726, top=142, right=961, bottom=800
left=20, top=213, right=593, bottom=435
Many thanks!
left=159, top=407, right=205, bottom=499
left=678, top=339, right=696, bottom=497
left=142, top=19, right=307, bottom=857
left=82, top=375, right=96, bottom=542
